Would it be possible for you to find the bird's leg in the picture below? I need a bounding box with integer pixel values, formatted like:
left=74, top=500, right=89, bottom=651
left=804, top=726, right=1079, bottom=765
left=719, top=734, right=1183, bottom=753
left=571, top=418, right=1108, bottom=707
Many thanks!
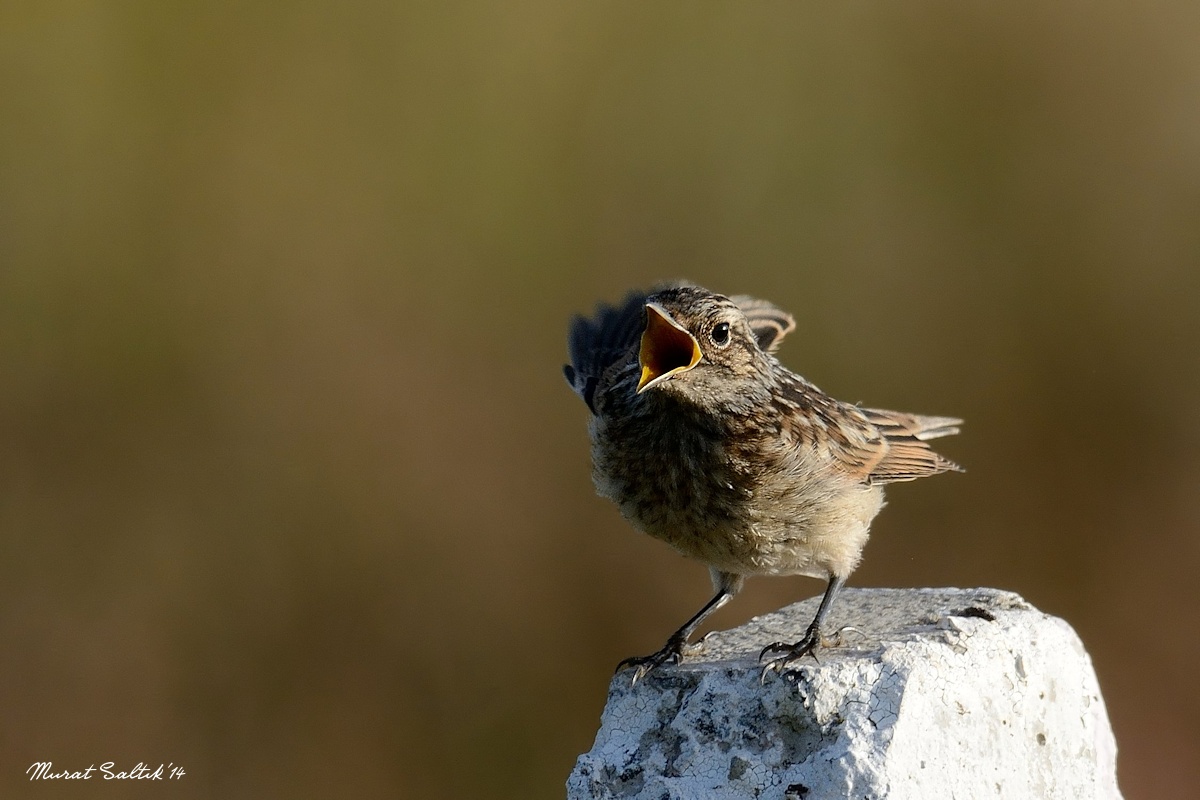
left=618, top=571, right=743, bottom=684
left=760, top=575, right=846, bottom=677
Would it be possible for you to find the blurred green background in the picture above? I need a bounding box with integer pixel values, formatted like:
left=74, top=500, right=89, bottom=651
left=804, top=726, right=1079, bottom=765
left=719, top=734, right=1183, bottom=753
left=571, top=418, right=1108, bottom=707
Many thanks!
left=2, top=2, right=1198, bottom=798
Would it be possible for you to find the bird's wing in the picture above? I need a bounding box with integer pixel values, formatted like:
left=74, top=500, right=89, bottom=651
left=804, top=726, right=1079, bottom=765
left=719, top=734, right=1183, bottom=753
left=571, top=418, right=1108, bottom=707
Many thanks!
left=774, top=376, right=963, bottom=484
left=729, top=295, right=796, bottom=353
left=563, top=290, right=647, bottom=414
left=860, top=409, right=962, bottom=442
left=844, top=408, right=964, bottom=484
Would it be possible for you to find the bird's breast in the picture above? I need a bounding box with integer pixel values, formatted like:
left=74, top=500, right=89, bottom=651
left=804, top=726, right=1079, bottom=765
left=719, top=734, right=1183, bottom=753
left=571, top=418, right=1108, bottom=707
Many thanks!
left=588, top=393, right=878, bottom=577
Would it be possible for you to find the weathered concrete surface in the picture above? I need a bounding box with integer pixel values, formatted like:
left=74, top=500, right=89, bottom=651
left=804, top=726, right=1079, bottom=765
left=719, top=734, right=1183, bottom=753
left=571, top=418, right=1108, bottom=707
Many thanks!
left=568, top=588, right=1121, bottom=800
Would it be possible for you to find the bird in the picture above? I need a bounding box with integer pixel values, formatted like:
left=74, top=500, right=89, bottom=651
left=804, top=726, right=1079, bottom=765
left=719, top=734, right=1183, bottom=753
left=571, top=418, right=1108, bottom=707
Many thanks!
left=563, top=283, right=962, bottom=683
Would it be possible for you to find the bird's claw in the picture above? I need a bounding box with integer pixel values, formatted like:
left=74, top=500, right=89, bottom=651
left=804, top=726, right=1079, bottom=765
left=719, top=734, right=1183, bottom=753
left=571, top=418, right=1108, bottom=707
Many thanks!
left=758, top=627, right=824, bottom=683
left=828, top=624, right=865, bottom=645
left=617, top=639, right=688, bottom=685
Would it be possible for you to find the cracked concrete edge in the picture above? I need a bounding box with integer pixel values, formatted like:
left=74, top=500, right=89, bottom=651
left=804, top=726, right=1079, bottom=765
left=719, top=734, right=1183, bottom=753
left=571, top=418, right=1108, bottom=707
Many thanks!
left=567, top=587, right=1122, bottom=800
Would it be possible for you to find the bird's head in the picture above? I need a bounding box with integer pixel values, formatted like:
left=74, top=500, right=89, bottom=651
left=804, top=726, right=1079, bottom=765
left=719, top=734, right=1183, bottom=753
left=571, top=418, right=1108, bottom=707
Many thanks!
left=636, top=286, right=773, bottom=409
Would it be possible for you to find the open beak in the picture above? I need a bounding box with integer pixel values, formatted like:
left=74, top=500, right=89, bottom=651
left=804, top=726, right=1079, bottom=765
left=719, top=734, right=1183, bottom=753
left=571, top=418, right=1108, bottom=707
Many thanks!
left=637, top=303, right=702, bottom=393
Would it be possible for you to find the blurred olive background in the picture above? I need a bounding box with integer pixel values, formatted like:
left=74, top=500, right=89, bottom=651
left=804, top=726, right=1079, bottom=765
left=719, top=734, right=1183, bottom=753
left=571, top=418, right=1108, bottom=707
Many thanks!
left=2, top=2, right=1198, bottom=798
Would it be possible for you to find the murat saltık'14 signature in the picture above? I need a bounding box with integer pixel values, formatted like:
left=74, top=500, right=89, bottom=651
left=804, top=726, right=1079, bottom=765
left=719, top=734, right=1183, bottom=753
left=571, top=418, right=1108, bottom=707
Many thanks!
left=26, top=762, right=186, bottom=780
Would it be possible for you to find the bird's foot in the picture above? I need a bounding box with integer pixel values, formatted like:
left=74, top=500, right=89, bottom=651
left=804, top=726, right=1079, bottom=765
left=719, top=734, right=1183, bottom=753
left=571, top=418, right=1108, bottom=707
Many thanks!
left=759, top=625, right=826, bottom=682
left=617, top=635, right=699, bottom=685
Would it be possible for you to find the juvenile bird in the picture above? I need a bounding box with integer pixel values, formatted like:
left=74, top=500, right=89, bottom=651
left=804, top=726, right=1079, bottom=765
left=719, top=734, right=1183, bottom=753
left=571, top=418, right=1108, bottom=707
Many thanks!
left=563, top=283, right=962, bottom=682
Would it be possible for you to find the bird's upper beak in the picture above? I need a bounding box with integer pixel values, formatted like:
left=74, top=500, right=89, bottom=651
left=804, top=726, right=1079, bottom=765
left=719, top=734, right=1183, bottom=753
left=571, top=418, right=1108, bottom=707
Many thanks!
left=637, top=303, right=702, bottom=393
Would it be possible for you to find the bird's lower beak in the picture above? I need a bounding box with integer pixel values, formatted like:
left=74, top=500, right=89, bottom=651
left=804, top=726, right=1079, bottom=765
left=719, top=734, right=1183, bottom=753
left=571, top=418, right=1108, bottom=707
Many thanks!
left=637, top=303, right=702, bottom=393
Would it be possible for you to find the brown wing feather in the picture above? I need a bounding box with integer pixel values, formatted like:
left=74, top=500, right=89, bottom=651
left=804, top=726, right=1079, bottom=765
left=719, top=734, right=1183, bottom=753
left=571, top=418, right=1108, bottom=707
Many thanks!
left=804, top=404, right=963, bottom=485
left=856, top=408, right=963, bottom=484
left=767, top=370, right=963, bottom=485
left=860, top=409, right=962, bottom=441
left=730, top=295, right=796, bottom=353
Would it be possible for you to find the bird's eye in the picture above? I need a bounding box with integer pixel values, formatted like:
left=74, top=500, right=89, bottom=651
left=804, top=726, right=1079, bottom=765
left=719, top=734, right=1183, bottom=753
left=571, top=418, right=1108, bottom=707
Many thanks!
left=711, top=322, right=731, bottom=346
